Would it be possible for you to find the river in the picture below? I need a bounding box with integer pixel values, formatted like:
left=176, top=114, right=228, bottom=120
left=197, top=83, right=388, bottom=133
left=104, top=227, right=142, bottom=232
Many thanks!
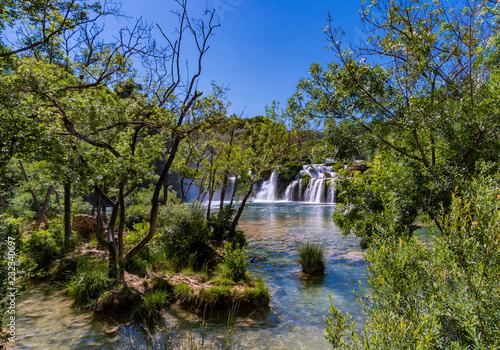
left=10, top=202, right=367, bottom=349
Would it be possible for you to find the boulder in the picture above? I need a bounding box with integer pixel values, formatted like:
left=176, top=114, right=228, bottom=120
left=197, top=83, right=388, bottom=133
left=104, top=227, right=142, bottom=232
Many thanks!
left=347, top=163, right=369, bottom=174
left=299, top=170, right=311, bottom=178
left=72, top=214, right=97, bottom=238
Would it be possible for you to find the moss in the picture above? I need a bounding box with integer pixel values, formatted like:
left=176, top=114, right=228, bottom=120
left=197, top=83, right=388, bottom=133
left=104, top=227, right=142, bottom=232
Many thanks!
left=301, top=177, right=311, bottom=187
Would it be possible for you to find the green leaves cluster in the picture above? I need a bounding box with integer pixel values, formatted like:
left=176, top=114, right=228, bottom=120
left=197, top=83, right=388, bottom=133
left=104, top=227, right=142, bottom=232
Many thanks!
left=326, top=164, right=500, bottom=349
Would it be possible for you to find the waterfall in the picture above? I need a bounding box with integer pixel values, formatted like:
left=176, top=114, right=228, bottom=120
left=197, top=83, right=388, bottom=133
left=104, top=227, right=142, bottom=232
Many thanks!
left=282, top=164, right=337, bottom=203
left=254, top=172, right=279, bottom=201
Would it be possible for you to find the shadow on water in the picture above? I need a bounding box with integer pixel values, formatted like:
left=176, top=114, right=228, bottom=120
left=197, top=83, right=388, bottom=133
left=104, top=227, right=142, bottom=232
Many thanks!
left=10, top=202, right=368, bottom=350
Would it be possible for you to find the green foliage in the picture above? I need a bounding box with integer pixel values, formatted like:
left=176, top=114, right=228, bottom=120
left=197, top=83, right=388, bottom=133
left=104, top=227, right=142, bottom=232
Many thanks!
left=24, top=217, right=78, bottom=267
left=218, top=243, right=248, bottom=283
left=150, top=277, right=175, bottom=293
left=298, top=242, right=325, bottom=274
left=332, top=156, right=452, bottom=248
left=157, top=203, right=214, bottom=271
left=66, top=266, right=111, bottom=307
left=325, top=165, right=500, bottom=349
left=25, top=230, right=61, bottom=267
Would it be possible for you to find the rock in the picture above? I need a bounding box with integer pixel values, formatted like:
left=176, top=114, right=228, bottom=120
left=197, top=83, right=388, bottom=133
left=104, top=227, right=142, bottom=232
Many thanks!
left=323, top=171, right=333, bottom=178
left=347, top=163, right=369, bottom=174
left=72, top=214, right=97, bottom=238
left=299, top=170, right=311, bottom=178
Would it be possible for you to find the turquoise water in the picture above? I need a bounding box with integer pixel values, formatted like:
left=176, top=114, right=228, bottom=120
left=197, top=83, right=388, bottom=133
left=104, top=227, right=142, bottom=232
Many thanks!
left=10, top=202, right=368, bottom=349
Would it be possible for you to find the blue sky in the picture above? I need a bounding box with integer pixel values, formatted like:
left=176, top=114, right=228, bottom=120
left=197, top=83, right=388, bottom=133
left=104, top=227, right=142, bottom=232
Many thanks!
left=116, top=1, right=366, bottom=118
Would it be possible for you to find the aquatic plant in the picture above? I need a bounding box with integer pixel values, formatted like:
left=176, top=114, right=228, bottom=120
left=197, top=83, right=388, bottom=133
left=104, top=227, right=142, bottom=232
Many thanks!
left=298, top=242, right=325, bottom=274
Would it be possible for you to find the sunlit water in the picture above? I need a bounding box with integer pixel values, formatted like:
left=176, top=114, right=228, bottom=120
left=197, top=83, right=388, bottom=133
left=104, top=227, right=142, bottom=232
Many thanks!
left=9, top=202, right=368, bottom=349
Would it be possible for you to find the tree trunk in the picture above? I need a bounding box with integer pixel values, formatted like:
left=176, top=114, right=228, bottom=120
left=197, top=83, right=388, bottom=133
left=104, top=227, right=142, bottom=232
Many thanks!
left=124, top=138, right=181, bottom=263
left=54, top=191, right=61, bottom=214
left=118, top=186, right=126, bottom=282
left=228, top=183, right=254, bottom=241
left=96, top=196, right=106, bottom=245
left=163, top=174, right=168, bottom=205
left=225, top=175, right=238, bottom=223
left=64, top=182, right=72, bottom=248
left=107, top=204, right=119, bottom=279
left=218, top=172, right=228, bottom=222
left=18, top=160, right=40, bottom=212
left=34, top=185, right=54, bottom=228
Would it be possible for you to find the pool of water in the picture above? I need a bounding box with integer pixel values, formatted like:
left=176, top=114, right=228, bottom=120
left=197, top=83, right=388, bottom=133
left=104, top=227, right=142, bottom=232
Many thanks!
left=9, top=202, right=368, bottom=349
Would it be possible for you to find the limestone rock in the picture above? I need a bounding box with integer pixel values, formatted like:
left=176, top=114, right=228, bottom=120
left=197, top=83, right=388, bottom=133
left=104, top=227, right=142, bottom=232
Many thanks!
left=72, top=214, right=97, bottom=238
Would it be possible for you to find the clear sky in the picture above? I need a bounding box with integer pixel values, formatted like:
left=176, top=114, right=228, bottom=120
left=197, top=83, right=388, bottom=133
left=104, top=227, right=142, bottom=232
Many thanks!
left=115, top=0, right=366, bottom=118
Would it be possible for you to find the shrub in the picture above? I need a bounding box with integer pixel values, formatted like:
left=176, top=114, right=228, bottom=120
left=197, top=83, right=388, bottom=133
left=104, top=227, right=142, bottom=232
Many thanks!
left=218, top=243, right=248, bottom=283
left=157, top=203, right=214, bottom=270
left=150, top=277, right=175, bottom=293
left=25, top=229, right=62, bottom=267
left=298, top=242, right=325, bottom=274
left=325, top=165, right=500, bottom=349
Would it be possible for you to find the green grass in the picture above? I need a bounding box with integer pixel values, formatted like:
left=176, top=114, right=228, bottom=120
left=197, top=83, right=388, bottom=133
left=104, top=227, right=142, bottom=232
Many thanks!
left=298, top=242, right=326, bottom=274
left=173, top=283, right=194, bottom=304
left=134, top=289, right=170, bottom=322
left=243, top=279, right=269, bottom=302
left=66, top=266, right=111, bottom=307
left=198, top=285, right=232, bottom=305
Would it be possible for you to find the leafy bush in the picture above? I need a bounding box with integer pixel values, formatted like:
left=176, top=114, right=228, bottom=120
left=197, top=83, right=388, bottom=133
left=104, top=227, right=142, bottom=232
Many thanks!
left=25, top=229, right=62, bottom=267
left=150, top=277, right=175, bottom=293
left=298, top=242, right=325, bottom=274
left=157, top=203, right=214, bottom=270
left=326, top=165, right=500, bottom=349
left=24, top=217, right=79, bottom=267
left=218, top=243, right=248, bottom=283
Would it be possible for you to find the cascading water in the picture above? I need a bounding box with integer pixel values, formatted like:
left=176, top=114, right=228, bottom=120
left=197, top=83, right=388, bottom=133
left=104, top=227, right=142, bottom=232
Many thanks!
left=254, top=164, right=337, bottom=203
left=254, top=172, right=279, bottom=201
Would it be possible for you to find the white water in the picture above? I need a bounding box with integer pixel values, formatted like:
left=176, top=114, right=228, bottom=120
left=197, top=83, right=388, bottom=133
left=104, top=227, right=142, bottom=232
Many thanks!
left=254, top=172, right=279, bottom=201
left=254, top=164, right=337, bottom=203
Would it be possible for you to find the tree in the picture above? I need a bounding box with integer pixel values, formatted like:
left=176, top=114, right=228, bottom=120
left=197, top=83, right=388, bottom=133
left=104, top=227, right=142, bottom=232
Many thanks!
left=290, top=0, right=500, bottom=242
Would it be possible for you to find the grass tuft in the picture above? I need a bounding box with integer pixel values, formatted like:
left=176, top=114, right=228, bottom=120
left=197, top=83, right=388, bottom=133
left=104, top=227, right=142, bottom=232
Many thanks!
left=298, top=242, right=326, bottom=274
